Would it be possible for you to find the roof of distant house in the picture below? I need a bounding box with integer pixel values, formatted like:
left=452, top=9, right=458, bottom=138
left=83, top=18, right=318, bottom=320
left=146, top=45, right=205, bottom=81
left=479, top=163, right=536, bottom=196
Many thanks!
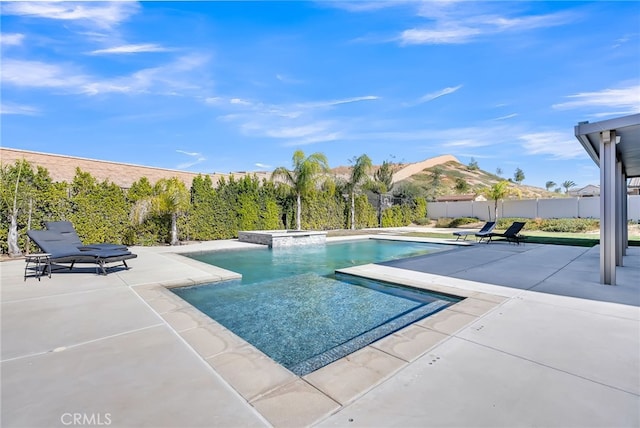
left=435, top=194, right=486, bottom=202
left=568, top=184, right=600, bottom=196
left=0, top=147, right=268, bottom=188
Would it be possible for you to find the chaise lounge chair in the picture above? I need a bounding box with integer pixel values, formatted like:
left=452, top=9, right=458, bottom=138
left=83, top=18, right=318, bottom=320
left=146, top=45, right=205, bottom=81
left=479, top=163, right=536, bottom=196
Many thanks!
left=27, top=229, right=137, bottom=275
left=453, top=221, right=496, bottom=241
left=478, top=221, right=527, bottom=244
left=45, top=221, right=128, bottom=251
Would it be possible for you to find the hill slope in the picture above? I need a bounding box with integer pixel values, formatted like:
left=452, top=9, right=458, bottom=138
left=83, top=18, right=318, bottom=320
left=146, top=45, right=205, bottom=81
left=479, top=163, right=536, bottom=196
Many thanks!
left=398, top=159, right=559, bottom=199
left=332, top=155, right=561, bottom=200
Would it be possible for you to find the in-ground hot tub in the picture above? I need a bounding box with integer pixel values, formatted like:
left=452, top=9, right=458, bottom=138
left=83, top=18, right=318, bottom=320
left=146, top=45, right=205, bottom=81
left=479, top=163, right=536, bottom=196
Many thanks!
left=238, top=230, right=327, bottom=248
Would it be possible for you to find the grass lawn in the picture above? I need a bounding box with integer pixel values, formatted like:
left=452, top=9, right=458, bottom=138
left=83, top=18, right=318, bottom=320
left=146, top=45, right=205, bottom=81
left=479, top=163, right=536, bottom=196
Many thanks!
left=328, top=228, right=640, bottom=247
left=406, top=230, right=640, bottom=247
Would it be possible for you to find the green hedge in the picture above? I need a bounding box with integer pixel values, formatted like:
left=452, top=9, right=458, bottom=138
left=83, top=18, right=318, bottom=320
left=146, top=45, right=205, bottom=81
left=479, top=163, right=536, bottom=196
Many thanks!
left=495, top=217, right=599, bottom=233
left=435, top=217, right=480, bottom=228
left=1, top=159, right=438, bottom=252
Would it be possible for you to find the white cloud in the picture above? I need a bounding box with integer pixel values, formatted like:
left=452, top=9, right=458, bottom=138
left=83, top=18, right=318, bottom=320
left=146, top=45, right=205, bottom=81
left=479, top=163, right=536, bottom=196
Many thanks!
left=0, top=103, right=39, bottom=115
left=486, top=12, right=573, bottom=31
left=204, top=97, right=224, bottom=105
left=1, top=1, right=140, bottom=30
left=401, top=27, right=481, bottom=45
left=519, top=132, right=585, bottom=159
left=176, top=150, right=202, bottom=157
left=1, top=33, right=24, bottom=46
left=552, top=84, right=640, bottom=113
left=255, top=163, right=272, bottom=169
left=588, top=111, right=638, bottom=119
left=493, top=113, right=518, bottom=121
left=276, top=74, right=303, bottom=84
left=207, top=94, right=379, bottom=148
left=298, top=96, right=379, bottom=109
left=89, top=44, right=171, bottom=55
left=2, top=55, right=210, bottom=96
left=399, top=4, right=575, bottom=45
left=281, top=132, right=342, bottom=146
left=417, top=85, right=462, bottom=104
left=442, top=138, right=491, bottom=148
left=455, top=153, right=495, bottom=160
left=266, top=123, right=332, bottom=139
left=328, top=95, right=379, bottom=106
left=176, top=150, right=206, bottom=169
left=230, top=98, right=252, bottom=106
left=1, top=59, right=88, bottom=89
left=353, top=124, right=517, bottom=148
left=324, top=1, right=412, bottom=12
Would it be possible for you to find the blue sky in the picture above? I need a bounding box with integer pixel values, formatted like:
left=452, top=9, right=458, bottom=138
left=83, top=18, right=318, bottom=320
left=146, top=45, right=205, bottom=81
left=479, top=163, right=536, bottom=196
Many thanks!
left=1, top=1, right=639, bottom=190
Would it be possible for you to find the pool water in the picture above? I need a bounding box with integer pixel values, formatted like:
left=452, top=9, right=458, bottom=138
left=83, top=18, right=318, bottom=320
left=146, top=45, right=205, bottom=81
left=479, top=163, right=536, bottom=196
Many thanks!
left=186, top=239, right=449, bottom=284
left=174, top=239, right=460, bottom=375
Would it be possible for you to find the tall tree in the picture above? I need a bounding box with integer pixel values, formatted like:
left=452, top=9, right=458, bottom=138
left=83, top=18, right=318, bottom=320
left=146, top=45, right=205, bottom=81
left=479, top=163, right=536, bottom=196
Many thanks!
left=431, top=166, right=443, bottom=188
left=371, top=160, right=395, bottom=227
left=271, top=150, right=330, bottom=230
left=514, top=167, right=525, bottom=184
left=1, top=160, right=64, bottom=255
left=562, top=180, right=576, bottom=194
left=468, top=157, right=479, bottom=170
left=496, top=167, right=503, bottom=176
left=483, top=180, right=510, bottom=221
left=545, top=180, right=557, bottom=191
left=455, top=177, right=470, bottom=193
left=131, top=177, right=190, bottom=245
left=347, top=154, right=372, bottom=230
left=374, top=160, right=394, bottom=193
left=1, top=160, right=30, bottom=257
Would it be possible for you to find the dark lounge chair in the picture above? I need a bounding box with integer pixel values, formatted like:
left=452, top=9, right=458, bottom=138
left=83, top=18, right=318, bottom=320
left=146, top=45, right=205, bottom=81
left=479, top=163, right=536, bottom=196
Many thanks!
left=478, top=221, right=527, bottom=244
left=453, top=221, right=496, bottom=241
left=45, top=221, right=128, bottom=251
left=27, top=229, right=137, bottom=275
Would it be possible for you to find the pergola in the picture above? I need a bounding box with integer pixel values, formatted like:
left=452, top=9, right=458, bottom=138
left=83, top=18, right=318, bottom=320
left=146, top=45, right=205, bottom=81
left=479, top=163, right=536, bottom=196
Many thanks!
left=575, top=113, right=640, bottom=285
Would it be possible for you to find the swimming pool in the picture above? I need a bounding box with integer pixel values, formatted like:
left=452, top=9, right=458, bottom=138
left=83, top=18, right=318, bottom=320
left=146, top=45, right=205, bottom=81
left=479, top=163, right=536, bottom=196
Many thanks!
left=173, top=239, right=460, bottom=375
left=185, top=238, right=450, bottom=284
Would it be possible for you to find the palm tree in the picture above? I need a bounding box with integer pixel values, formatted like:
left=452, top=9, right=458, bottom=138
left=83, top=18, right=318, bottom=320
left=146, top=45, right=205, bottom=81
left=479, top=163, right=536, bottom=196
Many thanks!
left=545, top=181, right=556, bottom=191
left=131, top=177, right=190, bottom=245
left=347, top=154, right=372, bottom=230
left=271, top=150, right=330, bottom=230
left=562, top=180, right=576, bottom=194
left=483, top=180, right=510, bottom=221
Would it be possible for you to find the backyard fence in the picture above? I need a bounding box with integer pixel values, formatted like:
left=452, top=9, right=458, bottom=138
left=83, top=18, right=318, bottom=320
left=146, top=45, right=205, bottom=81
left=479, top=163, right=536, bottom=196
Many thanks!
left=427, top=195, right=640, bottom=222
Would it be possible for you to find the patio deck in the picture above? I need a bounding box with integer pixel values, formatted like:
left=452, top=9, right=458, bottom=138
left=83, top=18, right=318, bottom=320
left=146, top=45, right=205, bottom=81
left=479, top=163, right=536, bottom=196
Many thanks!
left=1, top=232, right=638, bottom=427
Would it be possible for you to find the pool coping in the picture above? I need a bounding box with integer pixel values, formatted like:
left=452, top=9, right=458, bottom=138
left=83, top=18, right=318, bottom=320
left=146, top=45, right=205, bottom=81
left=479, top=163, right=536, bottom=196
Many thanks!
left=131, top=235, right=506, bottom=427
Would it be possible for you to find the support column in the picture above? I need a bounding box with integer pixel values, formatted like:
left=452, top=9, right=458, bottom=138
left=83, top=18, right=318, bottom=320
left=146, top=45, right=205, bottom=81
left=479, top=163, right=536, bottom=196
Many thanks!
left=616, top=160, right=623, bottom=266
left=622, top=170, right=628, bottom=257
left=600, top=130, right=617, bottom=285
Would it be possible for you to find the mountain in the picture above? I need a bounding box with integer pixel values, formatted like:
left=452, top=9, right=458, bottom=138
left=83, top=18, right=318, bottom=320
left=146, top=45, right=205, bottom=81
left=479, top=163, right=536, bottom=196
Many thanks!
left=332, top=155, right=561, bottom=200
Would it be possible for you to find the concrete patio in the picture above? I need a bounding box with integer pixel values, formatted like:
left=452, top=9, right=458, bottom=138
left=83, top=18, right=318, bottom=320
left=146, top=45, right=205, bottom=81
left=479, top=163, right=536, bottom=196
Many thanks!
left=1, top=232, right=638, bottom=427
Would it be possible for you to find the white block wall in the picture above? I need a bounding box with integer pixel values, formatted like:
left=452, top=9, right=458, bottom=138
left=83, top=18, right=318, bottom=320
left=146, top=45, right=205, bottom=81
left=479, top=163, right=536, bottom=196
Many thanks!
left=578, top=197, right=600, bottom=218
left=537, top=198, right=579, bottom=219
left=472, top=201, right=494, bottom=220
left=426, top=195, right=640, bottom=221
left=629, top=196, right=640, bottom=221
left=447, top=201, right=473, bottom=219
left=503, top=199, right=538, bottom=218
